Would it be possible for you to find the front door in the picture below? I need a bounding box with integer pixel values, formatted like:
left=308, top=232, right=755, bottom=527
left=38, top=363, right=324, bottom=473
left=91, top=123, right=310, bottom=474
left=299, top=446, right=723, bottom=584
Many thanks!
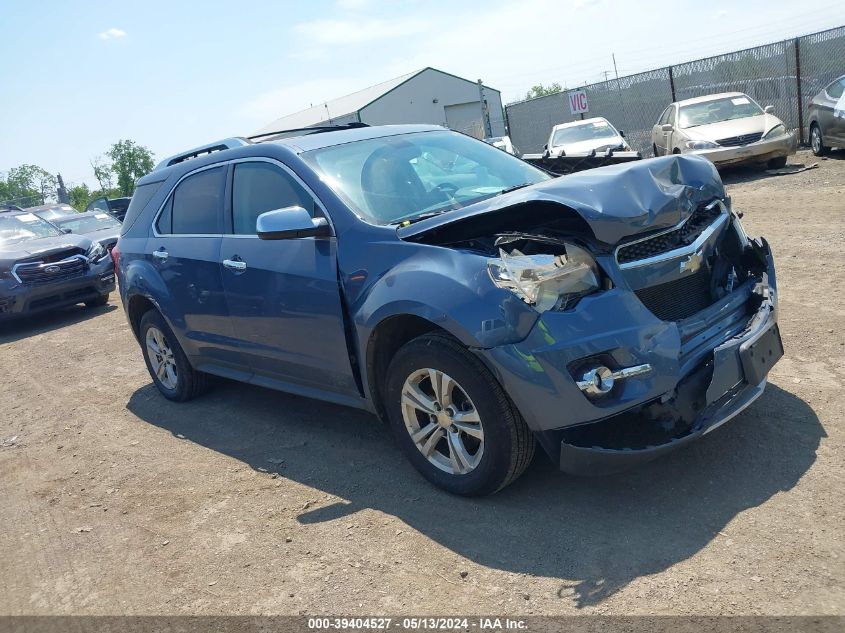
left=220, top=159, right=358, bottom=396
left=148, top=165, right=243, bottom=371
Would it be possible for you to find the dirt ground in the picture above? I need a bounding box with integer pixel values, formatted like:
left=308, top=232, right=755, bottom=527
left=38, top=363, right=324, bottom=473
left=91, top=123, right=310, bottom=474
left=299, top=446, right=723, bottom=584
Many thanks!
left=1, top=150, right=843, bottom=616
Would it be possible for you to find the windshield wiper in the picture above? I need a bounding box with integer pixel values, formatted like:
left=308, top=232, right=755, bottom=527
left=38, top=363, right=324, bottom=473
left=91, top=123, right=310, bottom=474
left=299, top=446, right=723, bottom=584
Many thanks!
left=391, top=209, right=450, bottom=226
left=496, top=183, right=533, bottom=196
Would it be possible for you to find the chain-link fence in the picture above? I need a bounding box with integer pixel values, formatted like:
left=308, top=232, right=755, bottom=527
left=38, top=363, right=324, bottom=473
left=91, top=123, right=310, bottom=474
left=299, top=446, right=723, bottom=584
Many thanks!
left=505, top=25, right=845, bottom=156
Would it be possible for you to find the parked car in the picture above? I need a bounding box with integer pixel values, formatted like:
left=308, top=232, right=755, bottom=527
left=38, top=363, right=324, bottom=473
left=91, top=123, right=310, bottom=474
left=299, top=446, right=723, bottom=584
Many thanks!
left=652, top=92, right=796, bottom=168
left=49, top=211, right=122, bottom=252
left=483, top=135, right=518, bottom=155
left=25, top=202, right=80, bottom=221
left=808, top=74, right=845, bottom=156
left=545, top=117, right=630, bottom=156
left=116, top=124, right=781, bottom=495
left=86, top=196, right=131, bottom=222
left=0, top=207, right=115, bottom=321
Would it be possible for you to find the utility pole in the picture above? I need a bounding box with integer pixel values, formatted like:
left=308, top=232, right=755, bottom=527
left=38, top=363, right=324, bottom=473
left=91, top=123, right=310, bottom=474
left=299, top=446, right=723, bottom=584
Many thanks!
left=57, top=173, right=69, bottom=204
left=477, top=79, right=492, bottom=138
left=612, top=53, right=627, bottom=133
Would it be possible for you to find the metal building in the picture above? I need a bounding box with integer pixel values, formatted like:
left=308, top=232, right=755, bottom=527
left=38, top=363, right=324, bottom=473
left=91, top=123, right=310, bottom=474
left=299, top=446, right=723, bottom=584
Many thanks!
left=255, top=67, right=505, bottom=138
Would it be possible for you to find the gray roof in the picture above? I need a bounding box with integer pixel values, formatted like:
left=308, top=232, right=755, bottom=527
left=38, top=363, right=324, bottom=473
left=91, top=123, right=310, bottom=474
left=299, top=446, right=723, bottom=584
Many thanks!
left=254, top=67, right=501, bottom=135
left=255, top=69, right=422, bottom=134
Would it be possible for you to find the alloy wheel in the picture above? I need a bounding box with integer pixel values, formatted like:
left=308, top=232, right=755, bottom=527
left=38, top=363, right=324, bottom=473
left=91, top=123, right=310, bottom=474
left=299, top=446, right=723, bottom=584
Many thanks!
left=812, top=127, right=821, bottom=154
left=146, top=326, right=178, bottom=390
left=400, top=368, right=484, bottom=475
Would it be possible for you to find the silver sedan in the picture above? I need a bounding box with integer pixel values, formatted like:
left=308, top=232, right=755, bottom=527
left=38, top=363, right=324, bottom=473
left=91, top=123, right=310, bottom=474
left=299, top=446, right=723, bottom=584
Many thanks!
left=651, top=92, right=797, bottom=168
left=808, top=74, right=845, bottom=156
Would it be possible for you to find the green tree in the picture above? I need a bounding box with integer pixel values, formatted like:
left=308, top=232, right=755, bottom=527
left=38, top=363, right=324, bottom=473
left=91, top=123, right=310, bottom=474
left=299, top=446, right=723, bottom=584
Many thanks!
left=107, top=140, right=155, bottom=196
left=91, top=156, right=115, bottom=193
left=524, top=82, right=563, bottom=100
left=68, top=183, right=92, bottom=211
left=0, top=164, right=57, bottom=206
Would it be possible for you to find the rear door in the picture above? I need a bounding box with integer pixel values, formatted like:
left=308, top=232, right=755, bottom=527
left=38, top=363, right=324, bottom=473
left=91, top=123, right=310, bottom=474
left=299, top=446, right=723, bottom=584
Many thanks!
left=823, top=78, right=845, bottom=143
left=219, top=159, right=358, bottom=396
left=147, top=165, right=245, bottom=372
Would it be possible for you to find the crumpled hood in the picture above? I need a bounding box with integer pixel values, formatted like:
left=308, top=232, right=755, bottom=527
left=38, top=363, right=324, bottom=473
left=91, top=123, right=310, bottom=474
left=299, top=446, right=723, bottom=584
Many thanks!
left=397, top=154, right=725, bottom=245
left=0, top=233, right=91, bottom=267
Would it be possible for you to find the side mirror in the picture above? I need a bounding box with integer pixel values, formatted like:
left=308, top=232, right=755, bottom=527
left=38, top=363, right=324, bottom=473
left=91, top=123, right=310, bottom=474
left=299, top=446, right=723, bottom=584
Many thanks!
left=256, top=206, right=331, bottom=240
left=619, top=130, right=625, bottom=137
left=764, top=105, right=775, bottom=114
left=661, top=124, right=674, bottom=132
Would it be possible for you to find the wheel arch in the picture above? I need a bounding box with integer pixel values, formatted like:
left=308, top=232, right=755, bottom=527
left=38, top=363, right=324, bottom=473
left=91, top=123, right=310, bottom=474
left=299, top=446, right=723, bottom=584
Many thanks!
left=364, top=314, right=457, bottom=423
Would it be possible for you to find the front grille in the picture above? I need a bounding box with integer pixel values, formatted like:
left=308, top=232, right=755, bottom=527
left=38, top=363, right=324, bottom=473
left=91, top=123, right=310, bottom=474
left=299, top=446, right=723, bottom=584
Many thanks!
left=715, top=132, right=763, bottom=147
left=635, top=270, right=715, bottom=321
left=14, top=256, right=87, bottom=286
left=616, top=203, right=722, bottom=265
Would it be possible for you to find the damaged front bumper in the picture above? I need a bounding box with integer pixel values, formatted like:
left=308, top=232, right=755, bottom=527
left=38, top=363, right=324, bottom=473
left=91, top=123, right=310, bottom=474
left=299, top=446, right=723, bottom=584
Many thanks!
left=476, top=237, right=781, bottom=475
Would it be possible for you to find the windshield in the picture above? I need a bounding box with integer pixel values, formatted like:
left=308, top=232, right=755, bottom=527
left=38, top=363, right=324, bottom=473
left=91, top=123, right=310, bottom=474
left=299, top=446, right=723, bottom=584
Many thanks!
left=32, top=205, right=77, bottom=220
left=679, top=95, right=763, bottom=128
left=0, top=213, right=62, bottom=245
left=551, top=120, right=618, bottom=147
left=301, top=130, right=549, bottom=225
left=55, top=213, right=119, bottom=234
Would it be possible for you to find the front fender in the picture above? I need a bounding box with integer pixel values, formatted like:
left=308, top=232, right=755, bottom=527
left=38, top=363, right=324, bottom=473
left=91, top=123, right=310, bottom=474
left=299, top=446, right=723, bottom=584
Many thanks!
left=353, top=247, right=539, bottom=350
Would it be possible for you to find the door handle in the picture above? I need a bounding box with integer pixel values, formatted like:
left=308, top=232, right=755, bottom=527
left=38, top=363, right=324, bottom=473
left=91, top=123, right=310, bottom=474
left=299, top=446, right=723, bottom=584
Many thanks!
left=223, top=258, right=247, bottom=272
left=152, top=249, right=169, bottom=261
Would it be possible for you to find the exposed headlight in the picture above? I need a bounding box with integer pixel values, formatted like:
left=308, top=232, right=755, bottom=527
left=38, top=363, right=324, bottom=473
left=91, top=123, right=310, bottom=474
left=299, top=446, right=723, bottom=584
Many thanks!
left=87, top=242, right=108, bottom=262
left=764, top=124, right=786, bottom=139
left=488, top=242, right=600, bottom=312
left=684, top=140, right=720, bottom=150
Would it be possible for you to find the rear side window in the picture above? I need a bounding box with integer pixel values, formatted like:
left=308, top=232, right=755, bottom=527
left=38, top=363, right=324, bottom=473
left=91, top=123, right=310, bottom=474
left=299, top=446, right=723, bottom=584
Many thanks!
left=121, top=182, right=164, bottom=234
left=658, top=107, right=672, bottom=125
left=230, top=162, right=314, bottom=235
left=159, top=167, right=226, bottom=235
left=827, top=79, right=845, bottom=99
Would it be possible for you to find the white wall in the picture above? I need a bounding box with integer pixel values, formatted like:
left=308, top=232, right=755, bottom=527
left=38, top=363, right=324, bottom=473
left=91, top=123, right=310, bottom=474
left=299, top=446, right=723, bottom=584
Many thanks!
left=359, top=68, right=506, bottom=137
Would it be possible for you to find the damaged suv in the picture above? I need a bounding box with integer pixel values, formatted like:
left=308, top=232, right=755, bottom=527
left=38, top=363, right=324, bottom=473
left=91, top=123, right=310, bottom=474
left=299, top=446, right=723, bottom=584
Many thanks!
left=116, top=124, right=781, bottom=495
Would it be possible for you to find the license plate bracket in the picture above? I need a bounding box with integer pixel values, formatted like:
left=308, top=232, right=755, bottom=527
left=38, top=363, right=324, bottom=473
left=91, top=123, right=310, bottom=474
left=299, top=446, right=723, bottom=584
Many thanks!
left=739, top=321, right=783, bottom=386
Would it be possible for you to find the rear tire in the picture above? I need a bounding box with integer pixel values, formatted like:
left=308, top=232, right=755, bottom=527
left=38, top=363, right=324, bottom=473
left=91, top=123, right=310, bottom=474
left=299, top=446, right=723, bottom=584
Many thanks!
left=84, top=293, right=109, bottom=308
left=652, top=144, right=660, bottom=157
left=810, top=124, right=827, bottom=156
left=767, top=156, right=788, bottom=169
left=384, top=333, right=535, bottom=495
left=139, top=310, right=211, bottom=402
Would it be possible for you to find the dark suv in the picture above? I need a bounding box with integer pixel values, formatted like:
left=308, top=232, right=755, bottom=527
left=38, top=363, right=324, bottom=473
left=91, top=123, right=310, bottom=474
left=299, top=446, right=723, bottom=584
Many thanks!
left=116, top=124, right=781, bottom=495
left=0, top=205, right=115, bottom=320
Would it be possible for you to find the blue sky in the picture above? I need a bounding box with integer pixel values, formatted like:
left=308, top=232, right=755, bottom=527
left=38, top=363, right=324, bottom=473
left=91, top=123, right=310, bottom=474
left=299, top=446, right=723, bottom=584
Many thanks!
left=1, top=0, right=844, bottom=190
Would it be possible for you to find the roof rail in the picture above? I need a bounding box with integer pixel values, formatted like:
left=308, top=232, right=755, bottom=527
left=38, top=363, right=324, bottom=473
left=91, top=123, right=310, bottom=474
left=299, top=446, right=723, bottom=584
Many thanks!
left=248, top=122, right=370, bottom=142
left=154, top=137, right=251, bottom=171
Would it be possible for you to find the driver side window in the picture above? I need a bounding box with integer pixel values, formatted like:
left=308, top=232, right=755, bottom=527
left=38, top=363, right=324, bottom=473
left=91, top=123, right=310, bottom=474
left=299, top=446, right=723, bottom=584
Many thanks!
left=230, top=162, right=316, bottom=235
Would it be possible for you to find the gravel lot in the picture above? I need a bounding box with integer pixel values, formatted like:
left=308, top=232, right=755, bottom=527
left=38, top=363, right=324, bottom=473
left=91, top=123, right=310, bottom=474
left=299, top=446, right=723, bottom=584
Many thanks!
left=1, top=150, right=843, bottom=616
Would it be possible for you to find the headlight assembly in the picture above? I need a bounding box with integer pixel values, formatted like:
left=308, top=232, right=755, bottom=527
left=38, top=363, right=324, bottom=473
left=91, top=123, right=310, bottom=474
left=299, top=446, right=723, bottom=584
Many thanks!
left=764, top=124, right=786, bottom=139
left=488, top=240, right=600, bottom=312
left=87, top=242, right=108, bottom=262
left=684, top=140, right=720, bottom=150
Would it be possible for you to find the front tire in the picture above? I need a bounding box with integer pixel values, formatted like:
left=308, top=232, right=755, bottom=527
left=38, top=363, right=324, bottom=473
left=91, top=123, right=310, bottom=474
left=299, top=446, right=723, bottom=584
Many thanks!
left=384, top=333, right=535, bottom=495
left=810, top=124, right=827, bottom=156
left=139, top=310, right=211, bottom=402
left=84, top=293, right=109, bottom=308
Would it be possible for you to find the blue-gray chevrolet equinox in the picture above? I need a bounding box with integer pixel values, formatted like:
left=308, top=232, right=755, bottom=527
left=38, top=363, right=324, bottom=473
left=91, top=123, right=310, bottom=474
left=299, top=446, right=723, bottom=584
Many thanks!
left=115, top=124, right=782, bottom=495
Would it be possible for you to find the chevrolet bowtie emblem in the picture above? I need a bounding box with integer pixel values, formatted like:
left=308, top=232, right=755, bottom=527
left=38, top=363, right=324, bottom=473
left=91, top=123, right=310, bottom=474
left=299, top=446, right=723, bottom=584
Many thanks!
left=679, top=249, right=704, bottom=274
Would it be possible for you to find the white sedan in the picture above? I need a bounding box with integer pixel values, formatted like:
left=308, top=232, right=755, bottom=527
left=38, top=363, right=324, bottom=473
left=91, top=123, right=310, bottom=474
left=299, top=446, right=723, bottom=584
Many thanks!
left=544, top=117, right=630, bottom=156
